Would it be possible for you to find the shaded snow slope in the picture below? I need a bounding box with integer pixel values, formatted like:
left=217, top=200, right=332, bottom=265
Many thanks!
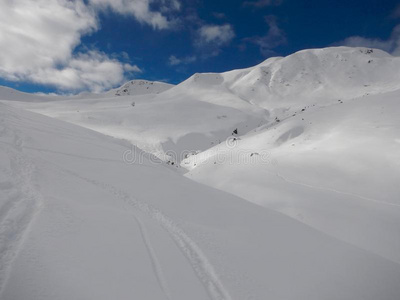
left=2, top=104, right=400, bottom=299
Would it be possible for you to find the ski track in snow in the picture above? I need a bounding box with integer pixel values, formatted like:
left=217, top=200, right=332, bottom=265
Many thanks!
left=59, top=167, right=232, bottom=300
left=0, top=120, right=43, bottom=297
left=133, top=213, right=172, bottom=300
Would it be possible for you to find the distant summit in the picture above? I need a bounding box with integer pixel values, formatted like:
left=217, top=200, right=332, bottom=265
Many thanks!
left=114, top=80, right=174, bottom=96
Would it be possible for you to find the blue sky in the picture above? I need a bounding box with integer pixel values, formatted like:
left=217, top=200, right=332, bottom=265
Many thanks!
left=0, top=0, right=399, bottom=93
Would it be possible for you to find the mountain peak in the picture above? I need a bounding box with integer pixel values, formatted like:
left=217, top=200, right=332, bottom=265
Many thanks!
left=114, top=80, right=174, bottom=96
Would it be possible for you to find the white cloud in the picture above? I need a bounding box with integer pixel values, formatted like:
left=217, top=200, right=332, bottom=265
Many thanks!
left=124, top=63, right=142, bottom=72
left=338, top=25, right=400, bottom=56
left=0, top=0, right=175, bottom=92
left=88, top=0, right=181, bottom=30
left=197, top=24, right=235, bottom=46
left=192, top=24, right=235, bottom=58
left=168, top=55, right=196, bottom=66
left=243, top=0, right=283, bottom=8
left=245, top=15, right=286, bottom=56
left=30, top=51, right=141, bottom=92
left=0, top=0, right=97, bottom=78
left=168, top=55, right=181, bottom=65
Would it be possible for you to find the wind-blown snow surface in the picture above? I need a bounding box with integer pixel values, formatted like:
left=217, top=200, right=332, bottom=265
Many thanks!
left=1, top=47, right=400, bottom=299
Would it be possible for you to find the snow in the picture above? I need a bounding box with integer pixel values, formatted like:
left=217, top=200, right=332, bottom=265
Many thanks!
left=0, top=86, right=52, bottom=102
left=112, top=80, right=174, bottom=96
left=7, top=78, right=268, bottom=163
left=1, top=46, right=400, bottom=299
left=185, top=89, right=400, bottom=264
left=7, top=47, right=400, bottom=164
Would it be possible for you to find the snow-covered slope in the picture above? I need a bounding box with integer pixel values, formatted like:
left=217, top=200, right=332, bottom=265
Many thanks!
left=4, top=47, right=400, bottom=164
left=3, top=103, right=399, bottom=299
left=4, top=79, right=268, bottom=163
left=179, top=47, right=400, bottom=110
left=0, top=86, right=51, bottom=102
left=112, top=80, right=174, bottom=96
left=184, top=88, right=400, bottom=264
left=1, top=46, right=400, bottom=299
left=225, top=47, right=400, bottom=108
left=62, top=79, right=174, bottom=99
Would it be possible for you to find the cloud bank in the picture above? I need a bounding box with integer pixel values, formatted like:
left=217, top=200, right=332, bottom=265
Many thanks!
left=197, top=24, right=235, bottom=46
left=0, top=0, right=179, bottom=92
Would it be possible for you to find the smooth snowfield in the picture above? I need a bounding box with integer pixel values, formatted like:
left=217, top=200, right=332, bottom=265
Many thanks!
left=1, top=46, right=400, bottom=299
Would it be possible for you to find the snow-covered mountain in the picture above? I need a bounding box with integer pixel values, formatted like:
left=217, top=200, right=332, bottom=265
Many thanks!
left=6, top=47, right=400, bottom=163
left=221, top=47, right=400, bottom=108
left=113, top=80, right=174, bottom=96
left=1, top=46, right=400, bottom=299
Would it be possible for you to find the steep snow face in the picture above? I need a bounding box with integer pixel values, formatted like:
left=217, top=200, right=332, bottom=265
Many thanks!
left=112, top=80, right=174, bottom=96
